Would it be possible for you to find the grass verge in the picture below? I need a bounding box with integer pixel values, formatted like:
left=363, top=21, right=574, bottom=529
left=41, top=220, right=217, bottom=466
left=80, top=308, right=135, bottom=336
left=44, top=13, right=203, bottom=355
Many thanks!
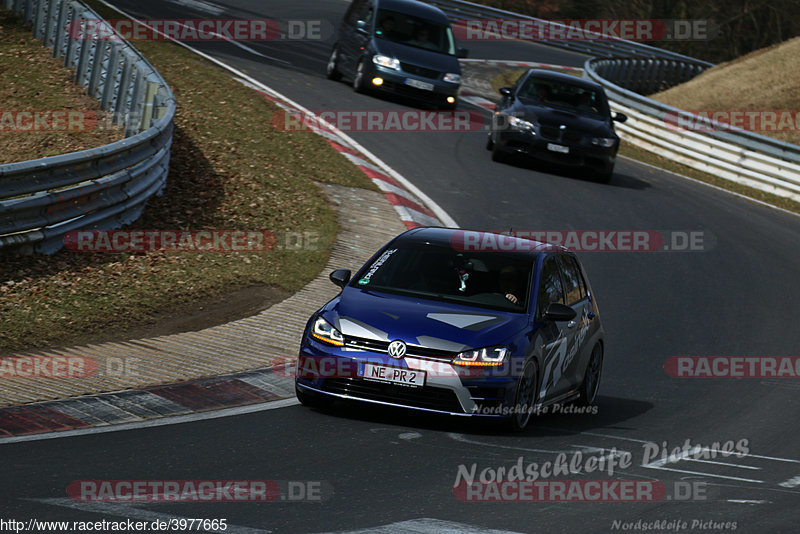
left=0, top=9, right=123, bottom=163
left=0, top=11, right=378, bottom=354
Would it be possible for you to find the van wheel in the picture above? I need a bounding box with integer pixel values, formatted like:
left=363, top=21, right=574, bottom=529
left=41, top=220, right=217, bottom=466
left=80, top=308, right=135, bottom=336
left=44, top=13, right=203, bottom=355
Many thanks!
left=326, top=47, right=342, bottom=81
left=353, top=59, right=367, bottom=93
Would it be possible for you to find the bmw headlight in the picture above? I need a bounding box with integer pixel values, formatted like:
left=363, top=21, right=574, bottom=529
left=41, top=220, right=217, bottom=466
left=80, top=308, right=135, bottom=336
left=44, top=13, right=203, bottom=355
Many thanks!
left=372, top=55, right=400, bottom=70
left=592, top=137, right=616, bottom=147
left=508, top=116, right=536, bottom=132
left=443, top=73, right=461, bottom=84
left=452, top=346, right=509, bottom=367
left=311, top=317, right=345, bottom=346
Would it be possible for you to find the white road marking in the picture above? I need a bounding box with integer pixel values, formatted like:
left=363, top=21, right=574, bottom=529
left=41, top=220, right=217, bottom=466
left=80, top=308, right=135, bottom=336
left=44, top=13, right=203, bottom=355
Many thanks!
left=0, top=398, right=299, bottom=445
left=726, top=499, right=769, bottom=504
left=399, top=432, right=422, bottom=441
left=683, top=457, right=761, bottom=469
left=778, top=475, right=800, bottom=488
left=448, top=433, right=581, bottom=454
left=32, top=498, right=270, bottom=533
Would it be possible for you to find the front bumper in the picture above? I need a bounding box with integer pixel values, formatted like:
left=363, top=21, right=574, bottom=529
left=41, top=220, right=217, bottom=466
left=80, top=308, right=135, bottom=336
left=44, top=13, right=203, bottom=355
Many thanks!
left=296, top=337, right=518, bottom=417
left=495, top=129, right=617, bottom=171
left=368, top=64, right=460, bottom=106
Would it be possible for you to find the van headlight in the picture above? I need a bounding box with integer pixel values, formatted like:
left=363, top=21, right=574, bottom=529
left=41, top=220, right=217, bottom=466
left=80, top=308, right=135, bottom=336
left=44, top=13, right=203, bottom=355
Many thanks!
left=373, top=55, right=400, bottom=70
left=443, top=73, right=461, bottom=83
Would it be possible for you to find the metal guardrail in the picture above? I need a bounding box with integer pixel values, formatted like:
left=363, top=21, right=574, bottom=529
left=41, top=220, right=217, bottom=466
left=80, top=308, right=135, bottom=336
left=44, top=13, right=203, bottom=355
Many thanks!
left=431, top=0, right=800, bottom=202
left=428, top=0, right=710, bottom=63
left=0, top=0, right=175, bottom=254
left=586, top=58, right=800, bottom=202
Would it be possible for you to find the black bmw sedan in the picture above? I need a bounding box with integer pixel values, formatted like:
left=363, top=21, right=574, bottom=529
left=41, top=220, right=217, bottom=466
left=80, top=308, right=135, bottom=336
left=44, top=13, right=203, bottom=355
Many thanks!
left=487, top=69, right=628, bottom=182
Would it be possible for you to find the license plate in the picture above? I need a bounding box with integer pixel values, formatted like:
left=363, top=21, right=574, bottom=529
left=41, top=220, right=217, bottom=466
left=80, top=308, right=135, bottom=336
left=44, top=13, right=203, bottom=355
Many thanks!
left=362, top=363, right=426, bottom=387
left=547, top=143, right=569, bottom=154
left=405, top=78, right=434, bottom=91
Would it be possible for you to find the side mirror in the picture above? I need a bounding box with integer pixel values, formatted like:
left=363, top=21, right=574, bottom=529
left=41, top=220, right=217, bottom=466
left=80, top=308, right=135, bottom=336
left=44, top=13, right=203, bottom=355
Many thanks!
left=499, top=87, right=512, bottom=97
left=612, top=111, right=628, bottom=123
left=543, top=302, right=577, bottom=322
left=329, top=269, right=351, bottom=288
left=355, top=20, right=367, bottom=33
left=457, top=47, right=469, bottom=58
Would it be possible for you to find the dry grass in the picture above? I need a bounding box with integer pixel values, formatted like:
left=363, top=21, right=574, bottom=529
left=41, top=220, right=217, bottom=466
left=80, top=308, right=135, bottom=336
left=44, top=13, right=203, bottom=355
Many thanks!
left=0, top=9, right=123, bottom=163
left=651, top=37, right=800, bottom=145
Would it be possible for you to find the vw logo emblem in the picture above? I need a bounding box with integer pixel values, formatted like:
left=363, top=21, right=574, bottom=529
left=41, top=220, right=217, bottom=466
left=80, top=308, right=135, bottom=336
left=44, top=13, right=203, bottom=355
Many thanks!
left=387, top=340, right=407, bottom=359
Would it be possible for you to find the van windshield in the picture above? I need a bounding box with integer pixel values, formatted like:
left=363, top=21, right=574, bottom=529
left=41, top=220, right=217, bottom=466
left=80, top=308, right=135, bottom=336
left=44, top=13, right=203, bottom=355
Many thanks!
left=375, top=9, right=456, bottom=55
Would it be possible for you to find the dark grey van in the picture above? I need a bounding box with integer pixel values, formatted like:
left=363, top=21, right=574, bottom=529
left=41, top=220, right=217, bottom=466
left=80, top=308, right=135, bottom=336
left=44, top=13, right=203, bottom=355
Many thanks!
left=326, top=0, right=467, bottom=109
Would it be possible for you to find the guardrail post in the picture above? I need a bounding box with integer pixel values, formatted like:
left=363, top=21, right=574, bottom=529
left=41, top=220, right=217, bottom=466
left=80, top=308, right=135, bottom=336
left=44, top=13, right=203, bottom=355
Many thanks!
left=139, top=80, right=159, bottom=131
left=101, top=43, right=120, bottom=111
left=43, top=0, right=57, bottom=46
left=126, top=70, right=145, bottom=137
left=114, top=53, right=134, bottom=124
left=75, top=30, right=92, bottom=85
left=52, top=0, right=68, bottom=57
left=32, top=0, right=46, bottom=39
left=87, top=35, right=106, bottom=98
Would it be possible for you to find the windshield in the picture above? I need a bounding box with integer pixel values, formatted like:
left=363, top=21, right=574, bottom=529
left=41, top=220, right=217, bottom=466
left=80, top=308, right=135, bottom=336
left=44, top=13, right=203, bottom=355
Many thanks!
left=375, top=9, right=456, bottom=55
left=518, top=77, right=610, bottom=117
left=349, top=242, right=534, bottom=312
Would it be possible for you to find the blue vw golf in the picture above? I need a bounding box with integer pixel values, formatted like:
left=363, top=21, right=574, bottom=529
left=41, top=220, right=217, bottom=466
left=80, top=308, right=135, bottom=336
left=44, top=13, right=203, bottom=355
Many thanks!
left=295, top=227, right=604, bottom=430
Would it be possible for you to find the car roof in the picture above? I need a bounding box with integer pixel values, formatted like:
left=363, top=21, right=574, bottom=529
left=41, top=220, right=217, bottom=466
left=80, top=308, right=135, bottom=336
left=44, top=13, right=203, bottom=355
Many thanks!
left=376, top=0, right=451, bottom=25
left=395, top=227, right=568, bottom=256
left=523, top=69, right=604, bottom=91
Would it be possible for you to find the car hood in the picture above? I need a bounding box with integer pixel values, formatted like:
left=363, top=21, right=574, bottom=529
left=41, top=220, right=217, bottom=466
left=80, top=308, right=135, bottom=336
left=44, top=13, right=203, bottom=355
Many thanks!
left=324, top=289, right=527, bottom=352
left=520, top=104, right=613, bottom=136
left=374, top=39, right=460, bottom=74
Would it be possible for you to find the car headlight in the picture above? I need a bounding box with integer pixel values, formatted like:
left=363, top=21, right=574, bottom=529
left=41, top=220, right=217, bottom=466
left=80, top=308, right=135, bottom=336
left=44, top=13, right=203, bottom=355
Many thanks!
left=372, top=55, right=399, bottom=70
left=452, top=346, right=509, bottom=367
left=311, top=317, right=345, bottom=346
left=443, top=73, right=461, bottom=84
left=592, top=137, right=616, bottom=147
left=508, top=116, right=536, bottom=132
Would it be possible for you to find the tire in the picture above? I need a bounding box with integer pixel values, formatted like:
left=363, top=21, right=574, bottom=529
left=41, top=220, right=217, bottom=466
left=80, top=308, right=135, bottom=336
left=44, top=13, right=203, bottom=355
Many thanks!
left=295, top=384, right=319, bottom=408
left=353, top=59, right=367, bottom=93
left=593, top=165, right=614, bottom=184
left=577, top=344, right=603, bottom=406
left=491, top=141, right=509, bottom=163
left=326, top=46, right=342, bottom=81
left=508, top=359, right=538, bottom=432
left=485, top=132, right=495, bottom=151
